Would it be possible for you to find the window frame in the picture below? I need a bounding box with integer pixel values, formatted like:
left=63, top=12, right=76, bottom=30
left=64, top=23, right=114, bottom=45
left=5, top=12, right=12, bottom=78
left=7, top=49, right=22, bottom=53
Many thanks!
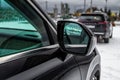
left=28, top=0, right=57, bottom=44
left=0, top=0, right=57, bottom=57
left=11, top=0, right=56, bottom=44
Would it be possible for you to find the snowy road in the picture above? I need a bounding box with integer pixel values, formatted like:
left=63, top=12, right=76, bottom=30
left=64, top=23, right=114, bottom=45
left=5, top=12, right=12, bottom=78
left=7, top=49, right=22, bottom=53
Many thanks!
left=97, top=26, right=120, bottom=80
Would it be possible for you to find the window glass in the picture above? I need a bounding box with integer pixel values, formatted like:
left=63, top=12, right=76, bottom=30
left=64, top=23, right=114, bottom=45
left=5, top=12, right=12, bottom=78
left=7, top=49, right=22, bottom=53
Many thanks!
left=64, top=23, right=89, bottom=45
left=0, top=0, right=50, bottom=57
left=80, top=15, right=103, bottom=21
left=63, top=22, right=90, bottom=54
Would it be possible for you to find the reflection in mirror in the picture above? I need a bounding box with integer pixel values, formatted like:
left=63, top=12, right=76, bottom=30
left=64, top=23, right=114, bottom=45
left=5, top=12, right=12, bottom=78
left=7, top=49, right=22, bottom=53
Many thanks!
left=63, top=22, right=90, bottom=54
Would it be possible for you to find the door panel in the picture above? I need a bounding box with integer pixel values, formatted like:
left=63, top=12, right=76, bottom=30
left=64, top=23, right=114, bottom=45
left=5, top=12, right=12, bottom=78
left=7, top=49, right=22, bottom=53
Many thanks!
left=0, top=57, right=26, bottom=80
left=7, top=58, right=63, bottom=80
left=0, top=44, right=59, bottom=79
left=59, top=67, right=81, bottom=80
left=6, top=54, right=79, bottom=80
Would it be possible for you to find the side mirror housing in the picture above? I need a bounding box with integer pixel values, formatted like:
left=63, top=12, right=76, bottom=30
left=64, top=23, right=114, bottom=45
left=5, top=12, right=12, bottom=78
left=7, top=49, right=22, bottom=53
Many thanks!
left=57, top=20, right=96, bottom=56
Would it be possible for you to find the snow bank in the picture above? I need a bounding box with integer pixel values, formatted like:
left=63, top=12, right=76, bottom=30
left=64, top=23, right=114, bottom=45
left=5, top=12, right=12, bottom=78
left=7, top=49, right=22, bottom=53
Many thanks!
left=114, top=21, right=120, bottom=26
left=97, top=26, right=120, bottom=80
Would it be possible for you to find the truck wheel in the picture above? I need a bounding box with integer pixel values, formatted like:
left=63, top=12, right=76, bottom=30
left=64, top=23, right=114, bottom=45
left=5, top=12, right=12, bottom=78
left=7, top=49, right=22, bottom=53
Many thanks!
left=104, top=38, right=109, bottom=43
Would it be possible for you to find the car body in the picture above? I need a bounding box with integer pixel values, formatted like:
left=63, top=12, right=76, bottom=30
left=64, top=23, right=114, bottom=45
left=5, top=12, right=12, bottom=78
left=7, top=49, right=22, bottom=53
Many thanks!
left=78, top=12, right=113, bottom=43
left=0, top=0, right=100, bottom=80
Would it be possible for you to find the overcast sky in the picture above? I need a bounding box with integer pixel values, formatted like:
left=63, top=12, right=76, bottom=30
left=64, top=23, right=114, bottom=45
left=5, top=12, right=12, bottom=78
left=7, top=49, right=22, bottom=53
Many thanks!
left=36, top=0, right=120, bottom=13
left=38, top=0, right=120, bottom=7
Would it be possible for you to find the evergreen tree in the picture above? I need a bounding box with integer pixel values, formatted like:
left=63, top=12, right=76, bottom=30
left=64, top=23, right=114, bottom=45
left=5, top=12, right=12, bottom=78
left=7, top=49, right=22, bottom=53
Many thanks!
left=104, top=7, right=107, bottom=13
left=100, top=8, right=103, bottom=12
left=107, top=9, right=111, bottom=17
left=119, top=11, right=120, bottom=17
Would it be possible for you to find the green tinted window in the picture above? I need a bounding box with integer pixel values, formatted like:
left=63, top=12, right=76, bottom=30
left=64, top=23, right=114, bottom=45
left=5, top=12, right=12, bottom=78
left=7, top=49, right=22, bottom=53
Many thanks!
left=0, top=0, right=50, bottom=57
left=64, top=23, right=89, bottom=44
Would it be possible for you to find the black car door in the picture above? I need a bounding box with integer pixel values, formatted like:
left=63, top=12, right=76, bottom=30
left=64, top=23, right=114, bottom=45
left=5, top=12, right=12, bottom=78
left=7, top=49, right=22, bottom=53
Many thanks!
left=0, top=0, right=80, bottom=80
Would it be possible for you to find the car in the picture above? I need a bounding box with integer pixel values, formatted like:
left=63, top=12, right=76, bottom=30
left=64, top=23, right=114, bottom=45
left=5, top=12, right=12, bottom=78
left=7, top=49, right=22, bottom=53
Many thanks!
left=78, top=12, right=113, bottom=43
left=0, top=0, right=100, bottom=80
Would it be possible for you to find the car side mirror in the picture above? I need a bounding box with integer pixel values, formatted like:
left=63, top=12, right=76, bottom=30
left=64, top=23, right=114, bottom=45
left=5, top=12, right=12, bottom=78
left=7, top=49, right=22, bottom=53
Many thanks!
left=57, top=20, right=96, bottom=56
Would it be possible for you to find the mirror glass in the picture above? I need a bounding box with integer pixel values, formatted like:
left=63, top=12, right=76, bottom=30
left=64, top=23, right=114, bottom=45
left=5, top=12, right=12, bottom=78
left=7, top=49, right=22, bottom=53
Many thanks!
left=63, top=22, right=90, bottom=54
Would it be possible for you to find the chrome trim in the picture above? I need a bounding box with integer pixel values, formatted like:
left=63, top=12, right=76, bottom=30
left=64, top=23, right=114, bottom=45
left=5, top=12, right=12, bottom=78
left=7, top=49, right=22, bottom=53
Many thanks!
left=0, top=44, right=59, bottom=64
left=65, top=54, right=74, bottom=61
left=27, top=0, right=57, bottom=34
left=94, top=32, right=104, bottom=35
left=65, top=44, right=87, bottom=47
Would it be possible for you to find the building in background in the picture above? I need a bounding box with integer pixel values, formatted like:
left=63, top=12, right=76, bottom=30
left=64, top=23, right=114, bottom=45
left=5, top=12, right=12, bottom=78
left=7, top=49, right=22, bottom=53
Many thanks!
left=53, top=4, right=58, bottom=18
left=61, top=2, right=70, bottom=19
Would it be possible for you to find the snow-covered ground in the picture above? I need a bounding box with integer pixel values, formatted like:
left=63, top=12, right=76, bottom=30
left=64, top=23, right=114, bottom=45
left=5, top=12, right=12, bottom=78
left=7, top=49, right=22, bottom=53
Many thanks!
left=114, top=21, right=120, bottom=26
left=97, top=25, right=120, bottom=80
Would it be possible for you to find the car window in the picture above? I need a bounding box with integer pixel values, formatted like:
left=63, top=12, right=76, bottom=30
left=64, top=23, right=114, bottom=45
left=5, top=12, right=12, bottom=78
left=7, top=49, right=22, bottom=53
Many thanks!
left=0, top=0, right=50, bottom=57
left=80, top=15, right=104, bottom=21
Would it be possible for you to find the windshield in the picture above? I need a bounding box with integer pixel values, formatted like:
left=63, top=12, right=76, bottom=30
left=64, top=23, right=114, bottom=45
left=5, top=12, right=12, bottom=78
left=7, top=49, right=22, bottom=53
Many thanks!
left=80, top=15, right=103, bottom=21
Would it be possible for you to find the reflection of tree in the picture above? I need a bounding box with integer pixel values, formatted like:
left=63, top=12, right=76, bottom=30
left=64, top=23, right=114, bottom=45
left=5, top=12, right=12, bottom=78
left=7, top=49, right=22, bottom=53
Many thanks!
left=0, top=8, right=25, bottom=22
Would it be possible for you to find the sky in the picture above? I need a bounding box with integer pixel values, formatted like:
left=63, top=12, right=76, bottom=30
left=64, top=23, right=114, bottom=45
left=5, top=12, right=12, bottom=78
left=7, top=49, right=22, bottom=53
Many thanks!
left=36, top=0, right=120, bottom=13
left=1, top=0, right=120, bottom=13
left=40, top=0, right=120, bottom=7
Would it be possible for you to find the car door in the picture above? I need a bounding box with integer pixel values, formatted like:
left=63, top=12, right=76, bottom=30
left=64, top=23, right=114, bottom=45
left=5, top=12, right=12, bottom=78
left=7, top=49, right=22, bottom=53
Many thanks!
left=0, top=0, right=58, bottom=79
left=0, top=0, right=80, bottom=80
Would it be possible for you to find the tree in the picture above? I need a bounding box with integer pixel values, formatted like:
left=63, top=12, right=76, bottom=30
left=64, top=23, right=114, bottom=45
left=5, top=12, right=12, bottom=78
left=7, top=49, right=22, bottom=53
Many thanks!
left=100, top=8, right=103, bottom=12
left=104, top=7, right=107, bottom=13
left=86, top=7, right=99, bottom=13
left=118, top=11, right=120, bottom=20
left=107, top=9, right=111, bottom=17
left=119, top=11, right=120, bottom=17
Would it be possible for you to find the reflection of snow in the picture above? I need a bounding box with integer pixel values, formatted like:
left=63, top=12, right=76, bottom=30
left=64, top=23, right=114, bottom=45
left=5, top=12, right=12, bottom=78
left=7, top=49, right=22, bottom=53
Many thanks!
left=97, top=25, right=120, bottom=80
left=0, top=21, right=36, bottom=31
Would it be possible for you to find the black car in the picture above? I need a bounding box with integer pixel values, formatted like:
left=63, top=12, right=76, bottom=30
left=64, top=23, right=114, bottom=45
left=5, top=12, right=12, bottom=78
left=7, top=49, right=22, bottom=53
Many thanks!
left=0, top=0, right=100, bottom=80
left=78, top=12, right=113, bottom=43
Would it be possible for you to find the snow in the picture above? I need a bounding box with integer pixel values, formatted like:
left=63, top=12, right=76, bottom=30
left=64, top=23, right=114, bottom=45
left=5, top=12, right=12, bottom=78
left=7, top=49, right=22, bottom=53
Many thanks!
left=114, top=21, right=120, bottom=26
left=97, top=26, right=120, bottom=80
